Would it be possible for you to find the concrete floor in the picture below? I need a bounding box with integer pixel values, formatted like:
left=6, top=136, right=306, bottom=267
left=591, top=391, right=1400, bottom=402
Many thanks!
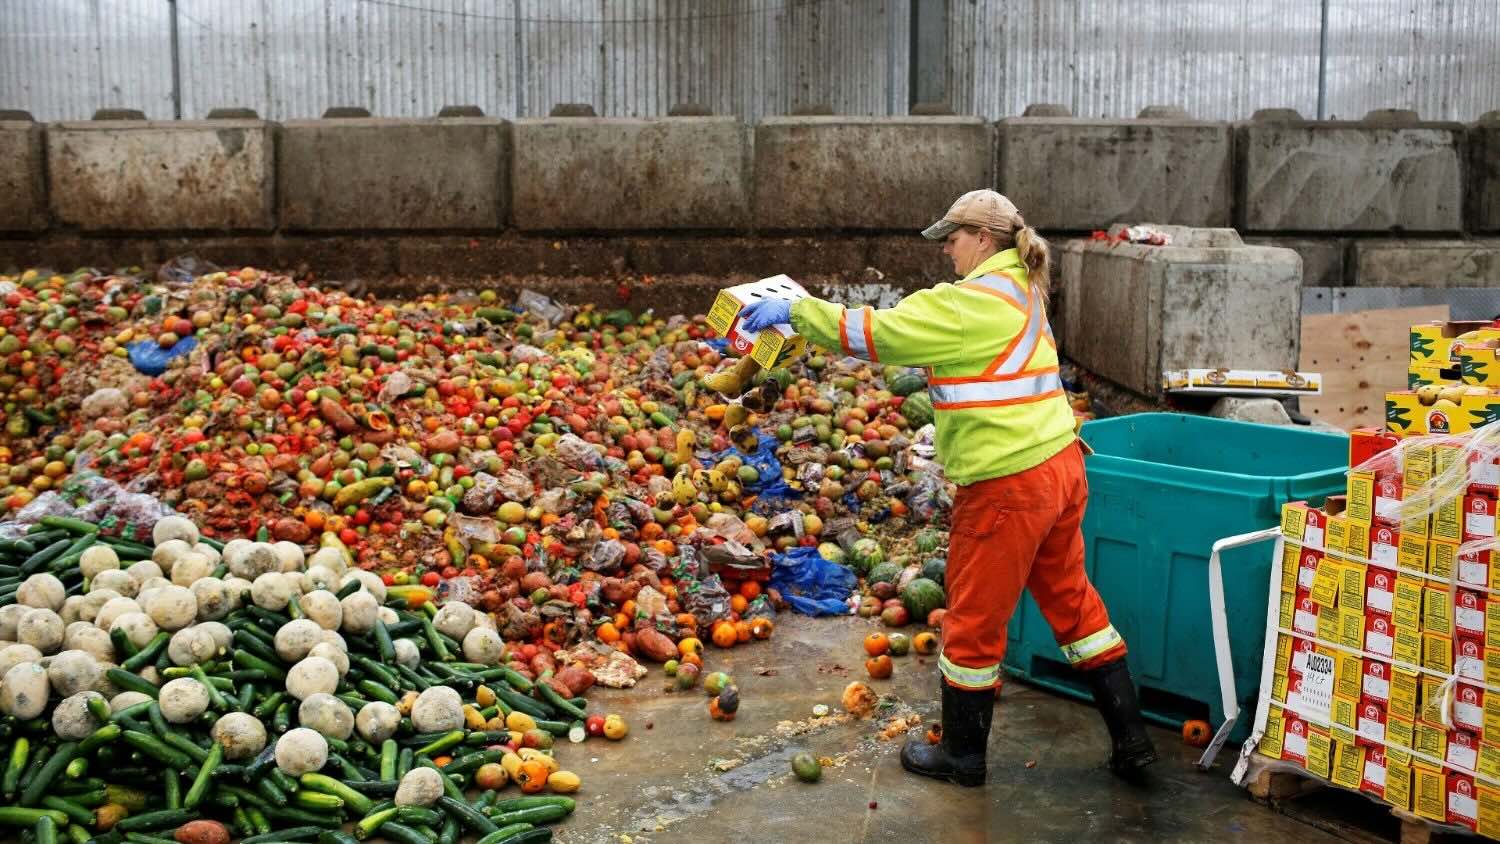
left=547, top=614, right=1346, bottom=844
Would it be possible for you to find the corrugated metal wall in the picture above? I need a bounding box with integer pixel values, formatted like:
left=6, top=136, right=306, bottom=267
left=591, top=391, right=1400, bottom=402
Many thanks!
left=1, top=0, right=1494, bottom=123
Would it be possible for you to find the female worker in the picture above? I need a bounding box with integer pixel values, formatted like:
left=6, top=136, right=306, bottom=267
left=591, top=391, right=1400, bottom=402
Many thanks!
left=737, top=189, right=1156, bottom=786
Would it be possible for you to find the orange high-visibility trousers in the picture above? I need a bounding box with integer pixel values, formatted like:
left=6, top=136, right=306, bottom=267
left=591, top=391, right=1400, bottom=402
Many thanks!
left=938, top=440, right=1126, bottom=691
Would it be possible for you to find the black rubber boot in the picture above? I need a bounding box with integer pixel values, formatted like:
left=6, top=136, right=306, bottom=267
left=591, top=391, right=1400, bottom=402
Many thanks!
left=900, top=682, right=994, bottom=787
left=1084, top=659, right=1158, bottom=778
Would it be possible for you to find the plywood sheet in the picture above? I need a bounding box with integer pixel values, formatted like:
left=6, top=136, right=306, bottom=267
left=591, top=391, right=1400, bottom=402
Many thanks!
left=1299, top=305, right=1450, bottom=430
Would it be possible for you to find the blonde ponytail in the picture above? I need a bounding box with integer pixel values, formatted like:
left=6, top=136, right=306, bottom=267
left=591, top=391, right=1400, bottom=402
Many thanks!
left=1014, top=225, right=1051, bottom=303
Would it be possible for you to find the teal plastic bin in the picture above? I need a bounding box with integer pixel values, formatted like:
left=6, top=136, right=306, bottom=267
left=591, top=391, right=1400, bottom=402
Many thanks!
left=1002, top=413, right=1349, bottom=742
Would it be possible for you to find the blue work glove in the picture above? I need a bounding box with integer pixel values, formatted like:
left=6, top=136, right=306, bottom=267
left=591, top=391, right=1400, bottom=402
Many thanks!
left=738, top=298, right=792, bottom=332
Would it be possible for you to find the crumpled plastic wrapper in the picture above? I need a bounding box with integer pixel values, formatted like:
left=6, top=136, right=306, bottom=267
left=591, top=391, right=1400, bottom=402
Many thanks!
left=563, top=640, right=646, bottom=688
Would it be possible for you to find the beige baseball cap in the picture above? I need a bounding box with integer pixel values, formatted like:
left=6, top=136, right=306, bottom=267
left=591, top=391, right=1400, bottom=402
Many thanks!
left=921, top=189, right=1021, bottom=240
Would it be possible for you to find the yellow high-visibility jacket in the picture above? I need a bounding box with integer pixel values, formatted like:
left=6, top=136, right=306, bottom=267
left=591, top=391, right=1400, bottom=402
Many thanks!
left=790, top=248, right=1075, bottom=486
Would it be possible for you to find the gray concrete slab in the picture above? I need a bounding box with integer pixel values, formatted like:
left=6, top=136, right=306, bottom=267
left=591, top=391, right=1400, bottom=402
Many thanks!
left=753, top=117, right=993, bottom=230
left=1471, top=115, right=1500, bottom=233
left=1245, top=237, right=1348, bottom=287
left=550, top=613, right=1341, bottom=844
left=996, top=118, right=1232, bottom=230
left=1060, top=229, right=1303, bottom=397
left=1351, top=239, right=1500, bottom=287
left=46, top=120, right=274, bottom=231
left=1236, top=120, right=1465, bottom=233
left=512, top=118, right=750, bottom=231
left=277, top=118, right=509, bottom=231
left=0, top=120, right=45, bottom=231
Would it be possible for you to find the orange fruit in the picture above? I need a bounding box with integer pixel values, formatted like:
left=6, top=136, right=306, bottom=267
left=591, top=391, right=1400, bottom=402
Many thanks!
left=863, top=633, right=890, bottom=657
left=740, top=581, right=762, bottom=600
left=1182, top=719, right=1212, bottom=748
left=712, top=622, right=738, bottom=649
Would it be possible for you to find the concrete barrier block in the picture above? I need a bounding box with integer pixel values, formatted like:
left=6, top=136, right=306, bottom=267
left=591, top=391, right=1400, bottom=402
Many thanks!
left=1237, top=119, right=1465, bottom=233
left=0, top=121, right=45, bottom=231
left=753, top=117, right=993, bottom=230
left=626, top=236, right=867, bottom=277
left=1245, top=237, right=1347, bottom=286
left=278, top=118, right=508, bottom=231
left=513, top=118, right=750, bottom=231
left=996, top=118, right=1231, bottom=230
left=1351, top=240, right=1500, bottom=287
left=1472, top=113, right=1500, bottom=233
left=1060, top=227, right=1302, bottom=397
left=394, top=235, right=621, bottom=277
left=47, top=120, right=273, bottom=231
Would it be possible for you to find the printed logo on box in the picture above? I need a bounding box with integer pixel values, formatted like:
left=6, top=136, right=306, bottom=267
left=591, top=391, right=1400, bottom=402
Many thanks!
left=1358, top=696, right=1388, bottom=748
left=1458, top=589, right=1487, bottom=637
left=1451, top=773, right=1480, bottom=830
left=1283, top=715, right=1309, bottom=764
left=1362, top=747, right=1388, bottom=798
left=1375, top=477, right=1404, bottom=524
left=1294, top=595, right=1321, bottom=637
left=1450, top=729, right=1482, bottom=774
left=1298, top=548, right=1323, bottom=591
left=1455, top=684, right=1485, bottom=733
left=1366, top=569, right=1395, bottom=615
left=1465, top=495, right=1497, bottom=541
left=1365, top=613, right=1395, bottom=659
left=1372, top=525, right=1401, bottom=567
left=1459, top=548, right=1494, bottom=590
left=1457, top=635, right=1486, bottom=682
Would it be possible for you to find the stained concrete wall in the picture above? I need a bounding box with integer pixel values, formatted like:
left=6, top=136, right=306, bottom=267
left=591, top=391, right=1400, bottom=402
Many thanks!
left=996, top=117, right=1232, bottom=230
left=46, top=120, right=274, bottom=231
left=2, top=111, right=1498, bottom=289
left=278, top=118, right=508, bottom=231
left=1473, top=113, right=1500, bottom=234
left=1351, top=240, right=1500, bottom=288
left=0, top=120, right=45, bottom=231
left=511, top=117, right=749, bottom=231
left=1236, top=116, right=1466, bottom=233
left=752, top=117, right=992, bottom=230
left=1059, top=226, right=1303, bottom=397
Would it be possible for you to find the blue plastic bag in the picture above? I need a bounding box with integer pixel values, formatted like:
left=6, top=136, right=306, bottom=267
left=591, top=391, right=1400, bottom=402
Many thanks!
left=768, top=546, right=855, bottom=616
left=127, top=336, right=198, bottom=377
left=713, top=430, right=798, bottom=503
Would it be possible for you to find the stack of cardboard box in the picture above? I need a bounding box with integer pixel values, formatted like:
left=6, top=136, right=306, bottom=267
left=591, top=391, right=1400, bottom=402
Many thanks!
left=1261, top=427, right=1500, bottom=835
left=1388, top=322, right=1500, bottom=436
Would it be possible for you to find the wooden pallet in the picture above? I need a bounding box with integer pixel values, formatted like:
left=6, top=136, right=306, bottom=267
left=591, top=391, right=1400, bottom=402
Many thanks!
left=1248, top=768, right=1473, bottom=843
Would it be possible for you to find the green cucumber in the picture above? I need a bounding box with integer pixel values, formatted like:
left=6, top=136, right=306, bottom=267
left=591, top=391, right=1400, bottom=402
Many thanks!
left=105, top=668, right=159, bottom=698
left=121, top=730, right=190, bottom=769
left=77, top=723, right=120, bottom=754
left=394, top=806, right=441, bottom=827
left=373, top=822, right=430, bottom=844
left=0, top=808, right=68, bottom=828
left=3, top=736, right=30, bottom=798
left=115, top=808, right=199, bottom=832
left=33, top=814, right=58, bottom=844
left=19, top=741, right=77, bottom=807
left=300, top=773, right=373, bottom=815
left=415, top=729, right=464, bottom=757
left=488, top=796, right=575, bottom=814
left=379, top=739, right=398, bottom=781
left=38, top=796, right=92, bottom=827
left=437, top=795, right=498, bottom=835
left=292, top=790, right=344, bottom=811
left=183, top=744, right=222, bottom=809
left=240, top=825, right=323, bottom=843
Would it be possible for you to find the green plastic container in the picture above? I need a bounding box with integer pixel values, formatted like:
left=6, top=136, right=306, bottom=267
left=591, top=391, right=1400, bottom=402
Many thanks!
left=1003, top=412, right=1348, bottom=741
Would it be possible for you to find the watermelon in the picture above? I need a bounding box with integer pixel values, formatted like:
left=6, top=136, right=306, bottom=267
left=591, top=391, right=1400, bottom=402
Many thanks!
left=903, top=391, right=934, bottom=428
left=847, top=538, right=884, bottom=575
left=867, top=562, right=903, bottom=586
left=888, top=368, right=928, bottom=397
left=920, top=557, right=947, bottom=587
left=914, top=528, right=944, bottom=554
left=900, top=577, right=946, bottom=621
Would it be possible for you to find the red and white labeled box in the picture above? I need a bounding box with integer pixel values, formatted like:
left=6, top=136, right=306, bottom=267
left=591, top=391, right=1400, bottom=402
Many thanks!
left=1459, top=548, right=1495, bottom=590
left=1362, top=658, right=1393, bottom=703
left=1357, top=695, right=1388, bottom=748
left=1458, top=589, right=1488, bottom=638
left=1457, top=635, right=1487, bottom=683
left=1361, top=746, right=1388, bottom=799
left=1364, top=611, right=1396, bottom=660
left=1465, top=494, right=1498, bottom=543
left=1450, top=771, right=1481, bottom=831
left=1366, top=567, right=1396, bottom=616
